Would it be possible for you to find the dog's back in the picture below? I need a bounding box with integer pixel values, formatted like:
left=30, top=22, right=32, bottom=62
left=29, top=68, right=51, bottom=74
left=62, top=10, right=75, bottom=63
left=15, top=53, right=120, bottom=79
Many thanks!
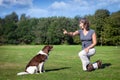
left=25, top=54, right=47, bottom=70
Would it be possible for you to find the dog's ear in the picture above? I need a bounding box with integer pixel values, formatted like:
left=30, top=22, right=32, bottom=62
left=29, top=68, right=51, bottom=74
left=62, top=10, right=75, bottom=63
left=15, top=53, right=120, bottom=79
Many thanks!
left=42, top=45, right=48, bottom=51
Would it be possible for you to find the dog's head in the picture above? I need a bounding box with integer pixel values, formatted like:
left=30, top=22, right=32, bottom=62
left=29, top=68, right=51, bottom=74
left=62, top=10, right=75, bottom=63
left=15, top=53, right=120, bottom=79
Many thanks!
left=42, top=45, right=53, bottom=54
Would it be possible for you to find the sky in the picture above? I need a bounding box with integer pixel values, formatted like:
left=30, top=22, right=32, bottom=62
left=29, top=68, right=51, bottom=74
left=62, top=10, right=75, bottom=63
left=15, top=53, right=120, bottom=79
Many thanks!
left=0, top=0, right=120, bottom=18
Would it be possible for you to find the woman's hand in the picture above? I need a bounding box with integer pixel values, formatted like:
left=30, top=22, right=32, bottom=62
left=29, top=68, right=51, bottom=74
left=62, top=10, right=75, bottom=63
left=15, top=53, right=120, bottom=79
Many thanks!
left=84, top=48, right=89, bottom=53
left=63, top=29, right=68, bottom=35
left=63, top=29, right=79, bottom=36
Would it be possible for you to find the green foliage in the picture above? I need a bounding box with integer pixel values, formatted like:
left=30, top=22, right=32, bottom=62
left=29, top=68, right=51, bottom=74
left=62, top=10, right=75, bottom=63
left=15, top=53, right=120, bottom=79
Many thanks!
left=95, top=9, right=110, bottom=19
left=86, top=9, right=120, bottom=46
left=0, top=9, right=120, bottom=45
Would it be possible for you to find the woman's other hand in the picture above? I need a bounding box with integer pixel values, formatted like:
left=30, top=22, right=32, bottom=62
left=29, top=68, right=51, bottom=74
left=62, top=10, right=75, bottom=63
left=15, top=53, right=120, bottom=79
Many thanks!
left=63, top=29, right=68, bottom=35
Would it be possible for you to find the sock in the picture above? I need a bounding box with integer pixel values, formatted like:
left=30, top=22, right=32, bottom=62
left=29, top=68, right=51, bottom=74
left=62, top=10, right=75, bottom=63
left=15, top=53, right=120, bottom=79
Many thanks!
left=92, top=63, right=98, bottom=69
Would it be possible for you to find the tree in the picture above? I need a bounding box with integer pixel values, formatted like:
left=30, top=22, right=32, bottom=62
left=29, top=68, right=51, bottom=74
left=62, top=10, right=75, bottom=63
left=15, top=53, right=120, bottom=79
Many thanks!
left=94, top=9, right=110, bottom=45
left=20, top=14, right=27, bottom=21
left=103, top=11, right=120, bottom=45
left=16, top=17, right=36, bottom=44
left=1, top=12, right=19, bottom=44
left=0, top=10, right=119, bottom=45
left=5, top=12, right=18, bottom=23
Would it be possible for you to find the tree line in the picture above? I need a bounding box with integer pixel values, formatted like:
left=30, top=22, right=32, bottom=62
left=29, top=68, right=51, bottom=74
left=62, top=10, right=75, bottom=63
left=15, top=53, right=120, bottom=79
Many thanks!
left=0, top=9, right=120, bottom=46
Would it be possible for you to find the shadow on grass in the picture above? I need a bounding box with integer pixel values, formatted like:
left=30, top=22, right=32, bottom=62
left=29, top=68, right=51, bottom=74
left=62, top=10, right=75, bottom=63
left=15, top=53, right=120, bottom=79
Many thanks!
left=101, top=63, right=111, bottom=69
left=45, top=67, right=71, bottom=72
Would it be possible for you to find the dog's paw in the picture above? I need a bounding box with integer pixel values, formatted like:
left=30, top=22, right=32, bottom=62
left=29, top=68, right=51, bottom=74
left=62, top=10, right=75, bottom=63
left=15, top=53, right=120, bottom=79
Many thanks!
left=43, top=70, right=45, bottom=72
left=36, top=73, right=39, bottom=74
left=40, top=72, right=43, bottom=74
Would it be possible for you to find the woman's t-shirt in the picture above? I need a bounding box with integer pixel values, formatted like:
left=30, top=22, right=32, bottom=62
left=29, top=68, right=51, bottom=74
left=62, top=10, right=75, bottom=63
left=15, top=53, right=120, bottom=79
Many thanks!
left=79, top=29, right=95, bottom=49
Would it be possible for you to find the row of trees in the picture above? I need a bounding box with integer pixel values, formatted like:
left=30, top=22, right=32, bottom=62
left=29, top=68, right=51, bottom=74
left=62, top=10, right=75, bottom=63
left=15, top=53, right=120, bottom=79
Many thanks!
left=0, top=9, right=120, bottom=45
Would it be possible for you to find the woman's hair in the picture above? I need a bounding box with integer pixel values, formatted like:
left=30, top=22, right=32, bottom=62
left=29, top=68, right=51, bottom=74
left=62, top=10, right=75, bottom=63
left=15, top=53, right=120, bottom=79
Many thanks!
left=79, top=18, right=90, bottom=30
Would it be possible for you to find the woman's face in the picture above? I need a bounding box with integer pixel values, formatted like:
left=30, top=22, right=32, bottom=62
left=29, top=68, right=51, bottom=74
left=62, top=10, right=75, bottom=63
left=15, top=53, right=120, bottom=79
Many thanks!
left=79, top=22, right=84, bottom=30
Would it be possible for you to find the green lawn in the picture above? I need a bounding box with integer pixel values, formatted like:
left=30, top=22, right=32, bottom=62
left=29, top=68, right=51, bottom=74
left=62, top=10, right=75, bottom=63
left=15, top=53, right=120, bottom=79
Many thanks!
left=0, top=45, right=120, bottom=80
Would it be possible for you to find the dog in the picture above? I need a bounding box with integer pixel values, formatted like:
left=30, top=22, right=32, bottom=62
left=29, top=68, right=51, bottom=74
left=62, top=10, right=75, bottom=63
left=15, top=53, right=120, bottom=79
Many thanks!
left=17, top=45, right=53, bottom=75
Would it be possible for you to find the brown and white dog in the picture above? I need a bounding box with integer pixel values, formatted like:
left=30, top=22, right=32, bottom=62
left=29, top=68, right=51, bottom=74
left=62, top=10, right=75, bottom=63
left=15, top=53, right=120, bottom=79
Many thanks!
left=17, top=45, right=53, bottom=75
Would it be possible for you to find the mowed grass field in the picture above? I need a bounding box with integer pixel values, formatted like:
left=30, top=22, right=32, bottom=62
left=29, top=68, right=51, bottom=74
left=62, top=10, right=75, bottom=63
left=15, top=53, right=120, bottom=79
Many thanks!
left=0, top=45, right=120, bottom=80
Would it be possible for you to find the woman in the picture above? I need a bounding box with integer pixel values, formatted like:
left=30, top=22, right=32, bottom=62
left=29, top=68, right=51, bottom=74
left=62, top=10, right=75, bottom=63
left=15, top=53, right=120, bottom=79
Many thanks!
left=63, top=18, right=102, bottom=71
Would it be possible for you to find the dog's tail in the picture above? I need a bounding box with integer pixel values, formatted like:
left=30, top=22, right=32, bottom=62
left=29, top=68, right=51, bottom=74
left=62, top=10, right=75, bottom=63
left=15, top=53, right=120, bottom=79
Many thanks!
left=17, top=72, right=29, bottom=76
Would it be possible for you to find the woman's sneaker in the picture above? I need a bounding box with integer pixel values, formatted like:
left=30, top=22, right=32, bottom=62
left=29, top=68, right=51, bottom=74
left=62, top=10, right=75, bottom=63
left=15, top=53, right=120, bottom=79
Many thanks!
left=86, top=64, right=94, bottom=71
left=96, top=60, right=102, bottom=69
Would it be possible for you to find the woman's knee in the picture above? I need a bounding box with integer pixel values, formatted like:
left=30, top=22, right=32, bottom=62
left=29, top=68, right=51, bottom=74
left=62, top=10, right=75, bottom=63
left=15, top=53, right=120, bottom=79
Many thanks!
left=78, top=50, right=86, bottom=57
left=88, top=48, right=96, bottom=56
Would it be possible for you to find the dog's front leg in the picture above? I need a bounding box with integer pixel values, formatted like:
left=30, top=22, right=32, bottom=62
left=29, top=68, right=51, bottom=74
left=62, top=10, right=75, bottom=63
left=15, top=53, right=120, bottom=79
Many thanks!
left=38, top=62, right=44, bottom=73
left=42, top=63, right=45, bottom=72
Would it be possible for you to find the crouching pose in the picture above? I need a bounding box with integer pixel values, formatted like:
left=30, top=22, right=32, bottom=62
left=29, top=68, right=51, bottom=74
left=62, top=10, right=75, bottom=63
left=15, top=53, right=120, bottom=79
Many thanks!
left=63, top=18, right=102, bottom=71
left=78, top=49, right=102, bottom=71
left=17, top=45, right=53, bottom=75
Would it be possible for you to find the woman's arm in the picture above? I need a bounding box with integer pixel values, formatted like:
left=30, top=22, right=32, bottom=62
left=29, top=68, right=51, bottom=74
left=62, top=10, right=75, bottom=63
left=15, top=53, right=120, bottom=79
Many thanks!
left=88, top=32, right=97, bottom=49
left=63, top=29, right=79, bottom=36
left=85, top=32, right=97, bottom=53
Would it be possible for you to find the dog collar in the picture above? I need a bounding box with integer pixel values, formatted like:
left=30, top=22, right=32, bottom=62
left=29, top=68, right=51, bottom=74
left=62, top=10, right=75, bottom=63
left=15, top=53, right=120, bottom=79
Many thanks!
left=38, top=50, right=48, bottom=56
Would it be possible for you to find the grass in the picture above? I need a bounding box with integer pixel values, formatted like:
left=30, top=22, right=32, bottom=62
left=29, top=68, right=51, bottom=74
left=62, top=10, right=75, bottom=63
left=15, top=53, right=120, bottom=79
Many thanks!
left=0, top=45, right=120, bottom=80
